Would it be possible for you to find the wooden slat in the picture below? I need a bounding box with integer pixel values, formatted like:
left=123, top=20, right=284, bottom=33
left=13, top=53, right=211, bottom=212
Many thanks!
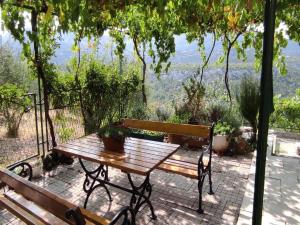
left=57, top=144, right=156, bottom=169
left=71, top=138, right=175, bottom=160
left=157, top=163, right=198, bottom=179
left=0, top=169, right=73, bottom=224
left=5, top=191, right=68, bottom=225
left=0, top=169, right=109, bottom=225
left=123, top=119, right=211, bottom=138
left=80, top=208, right=110, bottom=225
left=66, top=142, right=164, bottom=165
left=53, top=147, right=149, bottom=175
left=164, top=159, right=198, bottom=170
left=87, top=135, right=178, bottom=152
left=0, top=195, right=46, bottom=225
left=170, top=154, right=209, bottom=166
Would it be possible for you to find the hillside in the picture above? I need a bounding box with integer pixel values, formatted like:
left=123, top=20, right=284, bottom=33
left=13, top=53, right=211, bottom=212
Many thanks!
left=2, top=33, right=300, bottom=102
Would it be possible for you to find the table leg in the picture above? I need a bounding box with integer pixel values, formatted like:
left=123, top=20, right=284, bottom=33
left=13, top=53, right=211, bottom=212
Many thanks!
left=79, top=159, right=112, bottom=208
left=127, top=173, right=157, bottom=220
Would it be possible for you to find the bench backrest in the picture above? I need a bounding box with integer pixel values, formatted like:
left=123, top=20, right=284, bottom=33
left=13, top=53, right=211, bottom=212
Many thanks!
left=0, top=169, right=109, bottom=225
left=123, top=119, right=212, bottom=139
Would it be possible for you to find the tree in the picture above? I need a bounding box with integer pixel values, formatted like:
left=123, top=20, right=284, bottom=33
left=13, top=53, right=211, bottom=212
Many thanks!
left=0, top=45, right=31, bottom=87
left=236, top=76, right=260, bottom=143
left=0, top=84, right=31, bottom=137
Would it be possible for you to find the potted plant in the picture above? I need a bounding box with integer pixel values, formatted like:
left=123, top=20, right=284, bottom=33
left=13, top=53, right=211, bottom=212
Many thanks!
left=32, top=158, right=43, bottom=179
left=97, top=123, right=130, bottom=153
left=212, top=121, right=234, bottom=155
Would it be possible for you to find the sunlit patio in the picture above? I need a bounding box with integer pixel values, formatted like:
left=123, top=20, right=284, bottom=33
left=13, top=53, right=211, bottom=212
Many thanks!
left=0, top=148, right=253, bottom=225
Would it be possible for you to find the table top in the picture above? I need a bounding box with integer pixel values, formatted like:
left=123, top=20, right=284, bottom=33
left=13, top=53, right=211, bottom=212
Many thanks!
left=53, top=134, right=180, bottom=176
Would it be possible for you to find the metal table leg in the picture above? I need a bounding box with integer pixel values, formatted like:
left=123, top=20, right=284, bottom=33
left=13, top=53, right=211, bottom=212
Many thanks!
left=127, top=173, right=156, bottom=219
left=79, top=159, right=112, bottom=208
left=78, top=159, right=157, bottom=219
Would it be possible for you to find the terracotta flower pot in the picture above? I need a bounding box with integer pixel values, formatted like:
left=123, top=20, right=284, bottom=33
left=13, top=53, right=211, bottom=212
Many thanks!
left=101, top=137, right=125, bottom=153
left=212, top=135, right=229, bottom=155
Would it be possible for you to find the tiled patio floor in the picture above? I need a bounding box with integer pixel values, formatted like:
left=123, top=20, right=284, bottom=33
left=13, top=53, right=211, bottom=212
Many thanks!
left=0, top=148, right=253, bottom=225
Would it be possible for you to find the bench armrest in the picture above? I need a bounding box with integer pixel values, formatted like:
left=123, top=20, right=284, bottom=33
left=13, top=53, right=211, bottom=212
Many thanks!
left=109, top=206, right=135, bottom=225
left=7, top=162, right=32, bottom=181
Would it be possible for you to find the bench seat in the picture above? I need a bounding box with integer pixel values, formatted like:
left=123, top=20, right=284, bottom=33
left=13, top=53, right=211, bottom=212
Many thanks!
left=123, top=119, right=214, bottom=213
left=0, top=168, right=134, bottom=225
left=158, top=154, right=210, bottom=178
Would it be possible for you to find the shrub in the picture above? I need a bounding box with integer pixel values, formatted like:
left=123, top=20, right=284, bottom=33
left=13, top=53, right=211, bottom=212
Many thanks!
left=270, top=91, right=300, bottom=132
left=182, top=77, right=206, bottom=122
left=236, top=76, right=260, bottom=143
left=0, top=84, right=31, bottom=137
left=81, top=61, right=140, bottom=133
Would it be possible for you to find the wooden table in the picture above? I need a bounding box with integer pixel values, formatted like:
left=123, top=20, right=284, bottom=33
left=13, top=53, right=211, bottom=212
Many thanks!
left=53, top=134, right=180, bottom=219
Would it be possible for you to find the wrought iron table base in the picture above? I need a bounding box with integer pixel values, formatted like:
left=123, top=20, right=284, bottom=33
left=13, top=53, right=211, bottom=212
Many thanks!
left=79, top=159, right=157, bottom=219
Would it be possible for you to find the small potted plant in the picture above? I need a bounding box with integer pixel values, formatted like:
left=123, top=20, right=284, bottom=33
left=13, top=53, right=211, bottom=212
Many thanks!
left=32, top=157, right=43, bottom=179
left=212, top=121, right=234, bottom=155
left=97, top=123, right=130, bottom=153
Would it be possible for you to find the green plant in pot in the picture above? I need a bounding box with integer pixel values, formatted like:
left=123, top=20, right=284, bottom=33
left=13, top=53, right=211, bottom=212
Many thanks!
left=212, top=121, right=234, bottom=155
left=97, top=123, right=130, bottom=153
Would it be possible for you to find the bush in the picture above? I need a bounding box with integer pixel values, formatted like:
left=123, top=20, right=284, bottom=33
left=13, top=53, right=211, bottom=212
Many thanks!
left=0, top=84, right=31, bottom=137
left=270, top=91, right=300, bottom=132
left=81, top=61, right=141, bottom=133
left=236, top=76, right=260, bottom=143
left=182, top=77, right=206, bottom=122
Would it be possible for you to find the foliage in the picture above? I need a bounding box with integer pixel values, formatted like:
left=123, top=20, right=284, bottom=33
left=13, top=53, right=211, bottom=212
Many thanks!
left=127, top=100, right=150, bottom=120
left=155, top=106, right=170, bottom=122
left=236, top=75, right=260, bottom=142
left=98, top=124, right=130, bottom=141
left=81, top=60, right=140, bottom=133
left=167, top=114, right=188, bottom=124
left=48, top=71, right=78, bottom=109
left=0, top=45, right=32, bottom=88
left=270, top=91, right=300, bottom=132
left=182, top=76, right=206, bottom=122
left=0, top=84, right=31, bottom=137
left=214, top=121, right=234, bottom=136
left=206, top=101, right=228, bottom=123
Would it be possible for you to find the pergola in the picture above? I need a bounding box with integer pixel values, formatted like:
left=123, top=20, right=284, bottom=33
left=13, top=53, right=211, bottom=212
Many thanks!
left=0, top=1, right=279, bottom=224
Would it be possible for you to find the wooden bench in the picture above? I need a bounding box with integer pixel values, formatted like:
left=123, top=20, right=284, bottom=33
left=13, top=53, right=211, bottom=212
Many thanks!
left=123, top=119, right=214, bottom=213
left=0, top=168, right=135, bottom=225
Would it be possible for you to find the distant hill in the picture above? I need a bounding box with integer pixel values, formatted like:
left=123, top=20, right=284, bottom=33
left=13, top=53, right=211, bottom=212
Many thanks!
left=1, top=32, right=300, bottom=100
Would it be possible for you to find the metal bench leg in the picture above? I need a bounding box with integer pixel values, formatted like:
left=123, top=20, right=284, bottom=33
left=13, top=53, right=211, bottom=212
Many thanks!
left=197, top=175, right=205, bottom=214
left=8, top=162, right=32, bottom=181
